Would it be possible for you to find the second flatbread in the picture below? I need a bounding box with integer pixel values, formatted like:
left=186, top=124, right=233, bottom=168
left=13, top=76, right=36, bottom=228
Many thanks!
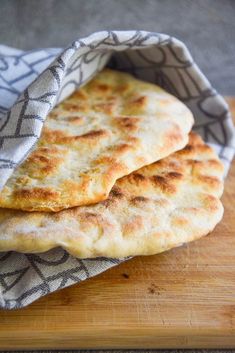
left=0, top=133, right=224, bottom=258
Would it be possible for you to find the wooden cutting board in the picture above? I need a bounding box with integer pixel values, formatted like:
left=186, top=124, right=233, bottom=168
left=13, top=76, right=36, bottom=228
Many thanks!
left=0, top=98, right=234, bottom=350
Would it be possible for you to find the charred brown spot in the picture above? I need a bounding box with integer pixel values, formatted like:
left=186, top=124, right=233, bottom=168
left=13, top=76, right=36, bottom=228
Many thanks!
left=110, top=187, right=124, bottom=199
left=48, top=111, right=59, bottom=119
left=115, top=117, right=140, bottom=132
left=37, top=146, right=60, bottom=154
left=151, top=175, right=176, bottom=194
left=24, top=147, right=64, bottom=176
left=79, top=129, right=108, bottom=139
left=207, top=159, right=223, bottom=168
left=199, top=145, right=213, bottom=153
left=166, top=172, right=183, bottom=179
left=71, top=90, right=88, bottom=100
left=62, top=103, right=79, bottom=111
left=57, top=129, right=109, bottom=144
left=126, top=172, right=148, bottom=187
left=62, top=102, right=88, bottom=112
left=66, top=116, right=84, bottom=125
left=171, top=216, right=189, bottom=227
left=196, top=175, right=221, bottom=188
left=155, top=159, right=182, bottom=170
left=182, top=145, right=194, bottom=152
left=203, top=194, right=220, bottom=211
left=93, top=102, right=116, bottom=114
left=182, top=143, right=212, bottom=158
left=79, top=212, right=104, bottom=227
left=96, top=83, right=111, bottom=92
left=93, top=156, right=116, bottom=166
left=41, top=128, right=68, bottom=144
left=14, top=187, right=60, bottom=200
left=15, top=176, right=31, bottom=186
left=131, top=196, right=150, bottom=203
left=132, top=96, right=147, bottom=105
left=128, top=136, right=140, bottom=144
left=115, top=83, right=130, bottom=93
left=110, top=143, right=133, bottom=155
left=123, top=215, right=144, bottom=235
left=41, top=165, right=57, bottom=175
left=101, top=198, right=113, bottom=208
left=132, top=173, right=146, bottom=182
left=28, top=154, right=49, bottom=164
left=82, top=212, right=99, bottom=220
left=186, top=159, right=201, bottom=166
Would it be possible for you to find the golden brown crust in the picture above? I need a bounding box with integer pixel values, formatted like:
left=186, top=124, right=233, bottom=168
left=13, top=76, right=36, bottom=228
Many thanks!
left=0, top=69, right=193, bottom=212
left=0, top=133, right=224, bottom=258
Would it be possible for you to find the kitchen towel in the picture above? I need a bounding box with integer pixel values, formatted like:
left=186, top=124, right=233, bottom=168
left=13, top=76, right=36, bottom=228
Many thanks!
left=0, top=30, right=234, bottom=309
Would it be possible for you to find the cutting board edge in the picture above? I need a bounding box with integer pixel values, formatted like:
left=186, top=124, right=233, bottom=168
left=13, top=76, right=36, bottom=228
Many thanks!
left=1, top=327, right=235, bottom=350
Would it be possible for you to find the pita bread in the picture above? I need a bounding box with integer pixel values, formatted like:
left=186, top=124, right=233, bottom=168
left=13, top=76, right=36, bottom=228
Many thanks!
left=0, top=69, right=193, bottom=212
left=0, top=133, right=224, bottom=258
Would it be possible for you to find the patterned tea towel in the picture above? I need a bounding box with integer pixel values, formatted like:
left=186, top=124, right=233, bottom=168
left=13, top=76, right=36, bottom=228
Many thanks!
left=0, top=31, right=234, bottom=309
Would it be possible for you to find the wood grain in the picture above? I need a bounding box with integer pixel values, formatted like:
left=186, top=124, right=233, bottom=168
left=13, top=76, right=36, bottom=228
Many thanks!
left=0, top=98, right=234, bottom=350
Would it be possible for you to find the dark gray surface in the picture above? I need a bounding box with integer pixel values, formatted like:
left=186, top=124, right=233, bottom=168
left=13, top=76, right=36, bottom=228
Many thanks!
left=1, top=334, right=233, bottom=351
left=0, top=0, right=235, bottom=95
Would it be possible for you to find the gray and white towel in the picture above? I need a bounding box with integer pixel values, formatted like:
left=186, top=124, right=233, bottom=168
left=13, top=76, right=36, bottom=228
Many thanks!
left=0, top=30, right=234, bottom=309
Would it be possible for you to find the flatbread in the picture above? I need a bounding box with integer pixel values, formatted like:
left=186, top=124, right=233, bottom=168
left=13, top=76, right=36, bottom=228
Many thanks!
left=0, top=69, right=193, bottom=212
left=0, top=133, right=224, bottom=258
